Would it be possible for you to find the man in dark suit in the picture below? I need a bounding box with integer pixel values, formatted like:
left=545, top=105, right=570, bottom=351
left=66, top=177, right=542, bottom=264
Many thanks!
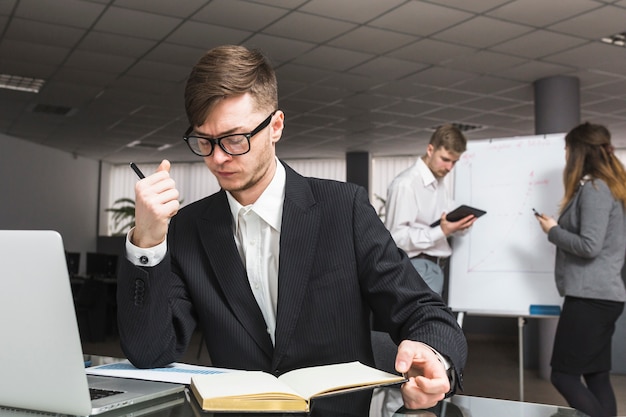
left=117, top=45, right=467, bottom=414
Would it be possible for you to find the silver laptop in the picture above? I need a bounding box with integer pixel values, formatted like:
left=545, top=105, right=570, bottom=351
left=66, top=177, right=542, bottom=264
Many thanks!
left=0, top=230, right=185, bottom=416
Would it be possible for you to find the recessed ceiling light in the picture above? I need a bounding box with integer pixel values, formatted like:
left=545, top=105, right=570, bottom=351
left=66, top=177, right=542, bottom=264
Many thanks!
left=0, top=74, right=45, bottom=93
left=126, top=141, right=170, bottom=150
left=600, top=32, right=626, bottom=47
left=428, top=122, right=485, bottom=132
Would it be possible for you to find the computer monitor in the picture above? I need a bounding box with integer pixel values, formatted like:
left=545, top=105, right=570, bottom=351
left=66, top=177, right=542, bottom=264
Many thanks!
left=65, top=251, right=80, bottom=276
left=86, top=252, right=118, bottom=278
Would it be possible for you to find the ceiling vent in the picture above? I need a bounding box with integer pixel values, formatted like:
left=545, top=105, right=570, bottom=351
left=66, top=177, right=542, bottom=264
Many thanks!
left=428, top=122, right=485, bottom=132
left=30, top=103, right=76, bottom=116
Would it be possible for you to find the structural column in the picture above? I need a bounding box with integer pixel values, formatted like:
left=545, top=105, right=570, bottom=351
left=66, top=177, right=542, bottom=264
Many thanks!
left=346, top=151, right=370, bottom=192
left=533, top=75, right=580, bottom=381
left=534, top=75, right=580, bottom=135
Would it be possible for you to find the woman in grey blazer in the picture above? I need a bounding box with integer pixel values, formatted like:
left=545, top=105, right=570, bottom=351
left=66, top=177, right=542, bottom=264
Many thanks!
left=536, top=122, right=626, bottom=417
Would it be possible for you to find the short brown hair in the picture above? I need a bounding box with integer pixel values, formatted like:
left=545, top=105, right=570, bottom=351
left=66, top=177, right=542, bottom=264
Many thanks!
left=184, top=45, right=278, bottom=127
left=429, top=124, right=467, bottom=154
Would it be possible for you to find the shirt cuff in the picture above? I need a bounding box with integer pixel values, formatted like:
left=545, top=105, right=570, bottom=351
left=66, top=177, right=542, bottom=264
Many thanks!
left=418, top=342, right=455, bottom=394
left=125, top=228, right=166, bottom=267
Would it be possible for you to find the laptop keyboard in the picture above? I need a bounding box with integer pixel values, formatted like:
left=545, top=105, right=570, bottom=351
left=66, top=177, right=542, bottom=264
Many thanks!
left=89, top=388, right=124, bottom=400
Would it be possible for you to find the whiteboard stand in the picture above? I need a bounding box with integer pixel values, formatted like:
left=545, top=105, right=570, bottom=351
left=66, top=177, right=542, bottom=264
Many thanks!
left=518, top=317, right=526, bottom=402
left=455, top=311, right=531, bottom=402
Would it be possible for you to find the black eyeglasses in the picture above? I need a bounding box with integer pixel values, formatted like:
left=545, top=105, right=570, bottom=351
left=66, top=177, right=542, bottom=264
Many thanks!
left=183, top=111, right=277, bottom=157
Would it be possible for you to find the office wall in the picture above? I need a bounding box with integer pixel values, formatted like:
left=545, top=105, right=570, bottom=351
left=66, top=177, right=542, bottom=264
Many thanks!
left=0, top=132, right=100, bottom=272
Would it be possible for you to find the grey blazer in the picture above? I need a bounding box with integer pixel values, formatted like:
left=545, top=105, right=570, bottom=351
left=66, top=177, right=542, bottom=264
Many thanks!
left=117, top=161, right=467, bottom=389
left=548, top=178, right=626, bottom=302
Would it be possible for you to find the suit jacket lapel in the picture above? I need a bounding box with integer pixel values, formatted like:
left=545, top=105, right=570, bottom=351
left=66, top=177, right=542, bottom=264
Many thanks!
left=197, top=191, right=273, bottom=359
left=272, top=164, right=321, bottom=369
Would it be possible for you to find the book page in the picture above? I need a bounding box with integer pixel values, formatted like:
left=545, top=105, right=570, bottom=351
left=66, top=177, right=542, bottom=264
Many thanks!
left=278, top=361, right=405, bottom=400
left=192, top=371, right=303, bottom=399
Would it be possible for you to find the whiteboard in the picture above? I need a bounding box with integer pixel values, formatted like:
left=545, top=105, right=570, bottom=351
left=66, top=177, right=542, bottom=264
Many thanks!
left=448, top=134, right=565, bottom=316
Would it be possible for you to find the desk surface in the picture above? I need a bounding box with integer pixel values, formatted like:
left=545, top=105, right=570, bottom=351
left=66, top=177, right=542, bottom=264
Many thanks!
left=89, top=387, right=585, bottom=417
left=1, top=355, right=586, bottom=417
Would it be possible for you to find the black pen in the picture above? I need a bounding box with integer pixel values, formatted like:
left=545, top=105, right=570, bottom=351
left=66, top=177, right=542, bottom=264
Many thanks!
left=130, top=162, right=145, bottom=179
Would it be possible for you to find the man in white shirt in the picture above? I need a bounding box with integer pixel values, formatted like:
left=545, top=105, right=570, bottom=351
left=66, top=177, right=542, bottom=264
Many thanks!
left=385, top=125, right=476, bottom=296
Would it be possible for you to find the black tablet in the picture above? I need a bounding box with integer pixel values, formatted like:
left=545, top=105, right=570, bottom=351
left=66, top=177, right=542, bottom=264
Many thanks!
left=430, top=205, right=486, bottom=227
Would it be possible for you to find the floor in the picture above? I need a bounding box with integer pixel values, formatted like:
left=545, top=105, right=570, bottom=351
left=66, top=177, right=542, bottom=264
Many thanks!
left=82, top=332, right=626, bottom=416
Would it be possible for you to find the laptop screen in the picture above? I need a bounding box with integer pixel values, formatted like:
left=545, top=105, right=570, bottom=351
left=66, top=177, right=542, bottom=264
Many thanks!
left=0, top=230, right=94, bottom=415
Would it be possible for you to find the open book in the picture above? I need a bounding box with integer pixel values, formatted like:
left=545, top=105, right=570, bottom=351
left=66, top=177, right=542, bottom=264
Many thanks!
left=190, top=361, right=406, bottom=413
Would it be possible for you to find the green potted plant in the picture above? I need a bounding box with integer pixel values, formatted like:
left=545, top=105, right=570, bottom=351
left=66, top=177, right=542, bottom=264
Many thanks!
left=105, top=197, right=136, bottom=236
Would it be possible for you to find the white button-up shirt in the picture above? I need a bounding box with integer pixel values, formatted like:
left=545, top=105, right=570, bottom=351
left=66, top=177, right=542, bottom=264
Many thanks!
left=384, top=157, right=456, bottom=258
left=227, top=161, right=284, bottom=345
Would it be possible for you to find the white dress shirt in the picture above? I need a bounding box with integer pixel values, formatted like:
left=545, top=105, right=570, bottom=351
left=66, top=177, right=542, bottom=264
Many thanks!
left=226, top=162, right=284, bottom=344
left=384, top=157, right=456, bottom=258
left=126, top=159, right=286, bottom=345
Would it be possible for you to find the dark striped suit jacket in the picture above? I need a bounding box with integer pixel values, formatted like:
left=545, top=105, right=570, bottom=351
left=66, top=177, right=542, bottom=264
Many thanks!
left=117, top=161, right=467, bottom=388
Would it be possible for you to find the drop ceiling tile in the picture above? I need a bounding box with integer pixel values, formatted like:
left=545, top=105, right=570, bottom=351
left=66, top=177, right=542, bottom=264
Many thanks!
left=0, top=39, right=70, bottom=66
left=349, top=56, right=427, bottom=81
left=193, top=0, right=289, bottom=31
left=264, top=11, right=356, bottom=43
left=491, top=30, right=588, bottom=59
left=166, top=20, right=251, bottom=49
left=380, top=100, right=437, bottom=117
left=549, top=5, right=626, bottom=39
left=496, top=61, right=576, bottom=82
left=276, top=62, right=333, bottom=84
left=127, top=60, right=191, bottom=82
left=371, top=82, right=436, bottom=100
left=94, top=6, right=182, bottom=39
left=52, top=67, right=117, bottom=87
left=0, top=0, right=16, bottom=15
left=78, top=32, right=157, bottom=58
left=64, top=49, right=135, bottom=73
left=299, top=0, right=405, bottom=23
left=144, top=43, right=206, bottom=67
left=433, top=15, right=533, bottom=48
left=369, top=1, right=473, bottom=36
left=460, top=96, right=521, bottom=112
left=114, top=0, right=208, bottom=18
left=452, top=75, right=525, bottom=94
left=487, top=0, right=601, bottom=26
left=416, top=89, right=484, bottom=106
left=292, top=45, right=373, bottom=71
left=329, top=26, right=416, bottom=54
left=388, top=38, right=476, bottom=65
left=427, top=0, right=511, bottom=13
left=244, top=34, right=315, bottom=64
left=544, top=42, right=625, bottom=72
left=583, top=97, right=626, bottom=115
left=443, top=50, right=527, bottom=73
left=421, top=106, right=480, bottom=121
left=320, top=72, right=380, bottom=92
left=5, top=18, right=85, bottom=47
left=404, top=66, right=478, bottom=88
left=15, top=0, right=105, bottom=28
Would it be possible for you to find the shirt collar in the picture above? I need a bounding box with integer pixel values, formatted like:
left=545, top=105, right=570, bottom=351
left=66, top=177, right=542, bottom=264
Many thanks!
left=416, top=157, right=438, bottom=188
left=227, top=158, right=286, bottom=232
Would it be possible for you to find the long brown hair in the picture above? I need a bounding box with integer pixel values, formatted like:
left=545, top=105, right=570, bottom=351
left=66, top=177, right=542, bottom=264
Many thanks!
left=561, top=122, right=626, bottom=210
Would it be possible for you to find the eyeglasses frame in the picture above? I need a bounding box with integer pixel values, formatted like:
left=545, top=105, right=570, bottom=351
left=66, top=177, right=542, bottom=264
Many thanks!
left=183, top=110, right=277, bottom=157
